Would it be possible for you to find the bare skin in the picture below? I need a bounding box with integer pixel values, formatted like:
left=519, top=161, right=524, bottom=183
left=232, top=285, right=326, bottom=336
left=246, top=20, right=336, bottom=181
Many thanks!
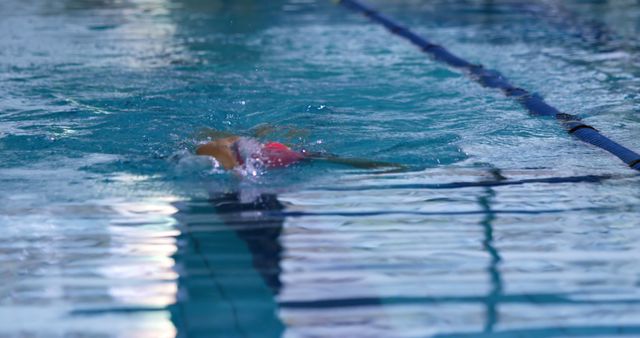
left=196, top=136, right=240, bottom=170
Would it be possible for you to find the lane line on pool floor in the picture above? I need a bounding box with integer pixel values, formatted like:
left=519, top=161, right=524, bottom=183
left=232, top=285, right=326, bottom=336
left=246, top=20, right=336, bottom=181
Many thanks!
left=336, top=0, right=640, bottom=172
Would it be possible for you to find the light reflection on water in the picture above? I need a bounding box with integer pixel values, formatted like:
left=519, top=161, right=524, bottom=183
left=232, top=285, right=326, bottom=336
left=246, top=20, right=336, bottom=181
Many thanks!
left=0, top=197, right=178, bottom=337
left=2, top=0, right=640, bottom=337
left=165, top=168, right=640, bottom=337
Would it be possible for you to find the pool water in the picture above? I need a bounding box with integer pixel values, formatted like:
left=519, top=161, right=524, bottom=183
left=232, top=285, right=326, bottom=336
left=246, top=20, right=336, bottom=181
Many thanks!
left=2, top=0, right=640, bottom=337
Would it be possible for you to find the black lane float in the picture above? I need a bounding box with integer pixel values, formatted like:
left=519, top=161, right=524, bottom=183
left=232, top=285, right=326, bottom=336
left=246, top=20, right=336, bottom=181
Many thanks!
left=337, top=0, right=640, bottom=171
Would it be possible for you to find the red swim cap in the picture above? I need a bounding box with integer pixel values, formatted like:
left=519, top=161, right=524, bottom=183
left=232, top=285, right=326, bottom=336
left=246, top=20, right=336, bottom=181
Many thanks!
left=261, top=142, right=304, bottom=168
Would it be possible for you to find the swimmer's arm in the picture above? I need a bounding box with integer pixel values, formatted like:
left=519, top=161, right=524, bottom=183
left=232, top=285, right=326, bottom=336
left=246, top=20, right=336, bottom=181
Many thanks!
left=251, top=123, right=310, bottom=139
left=304, top=153, right=406, bottom=170
left=195, top=128, right=238, bottom=141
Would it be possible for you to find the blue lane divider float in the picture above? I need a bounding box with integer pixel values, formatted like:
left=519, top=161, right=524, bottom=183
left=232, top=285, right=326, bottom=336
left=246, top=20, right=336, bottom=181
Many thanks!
left=337, top=0, right=640, bottom=171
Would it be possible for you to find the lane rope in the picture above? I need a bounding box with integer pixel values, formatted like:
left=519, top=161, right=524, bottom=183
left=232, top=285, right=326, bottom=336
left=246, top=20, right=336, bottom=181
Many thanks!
left=337, top=0, right=640, bottom=171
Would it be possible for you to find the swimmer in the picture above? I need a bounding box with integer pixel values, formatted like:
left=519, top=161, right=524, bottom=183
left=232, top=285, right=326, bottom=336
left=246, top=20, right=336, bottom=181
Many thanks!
left=196, top=135, right=403, bottom=171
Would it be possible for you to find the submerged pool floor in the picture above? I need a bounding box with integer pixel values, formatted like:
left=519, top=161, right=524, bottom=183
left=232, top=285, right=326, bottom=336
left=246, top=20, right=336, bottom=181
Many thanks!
left=1, top=0, right=640, bottom=337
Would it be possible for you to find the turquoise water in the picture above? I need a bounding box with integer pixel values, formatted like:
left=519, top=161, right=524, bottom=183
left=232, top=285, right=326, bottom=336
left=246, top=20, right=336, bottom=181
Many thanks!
left=2, top=0, right=640, bottom=337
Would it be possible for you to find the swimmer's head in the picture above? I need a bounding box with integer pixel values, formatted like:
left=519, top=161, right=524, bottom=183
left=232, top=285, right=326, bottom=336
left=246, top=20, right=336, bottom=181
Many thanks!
left=260, top=142, right=305, bottom=168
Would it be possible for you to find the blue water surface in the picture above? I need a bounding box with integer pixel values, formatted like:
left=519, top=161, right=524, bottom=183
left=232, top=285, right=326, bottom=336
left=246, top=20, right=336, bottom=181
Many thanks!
left=1, top=0, right=640, bottom=337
